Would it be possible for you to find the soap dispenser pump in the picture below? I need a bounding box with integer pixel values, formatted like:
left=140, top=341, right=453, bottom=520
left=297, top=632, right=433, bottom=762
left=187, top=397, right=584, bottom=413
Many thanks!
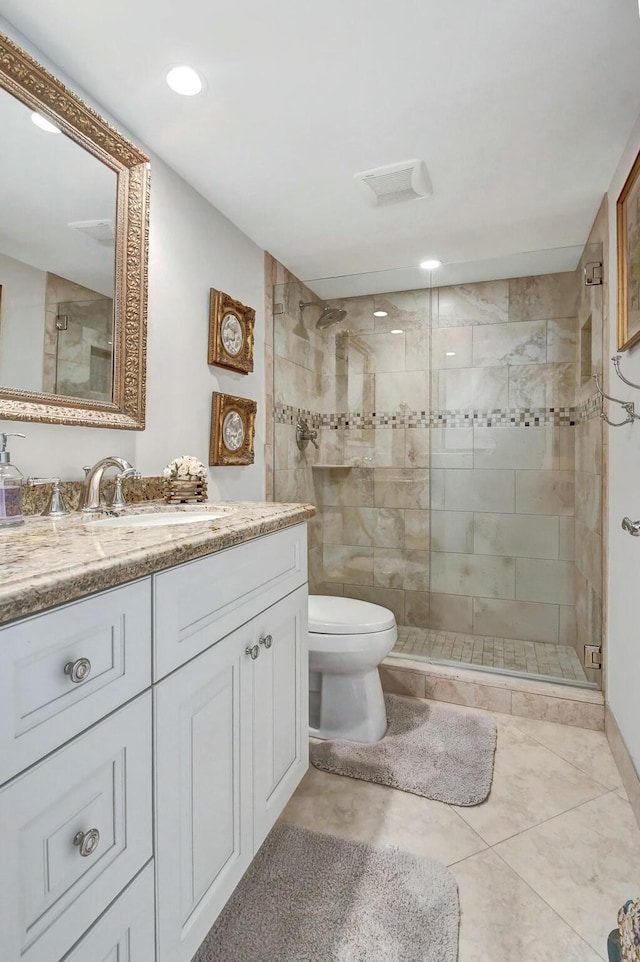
left=0, top=432, right=26, bottom=527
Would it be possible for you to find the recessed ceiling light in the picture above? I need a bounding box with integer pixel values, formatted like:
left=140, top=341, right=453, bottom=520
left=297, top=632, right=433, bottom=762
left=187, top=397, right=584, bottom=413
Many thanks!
left=373, top=310, right=388, bottom=317
left=419, top=259, right=442, bottom=270
left=31, top=112, right=60, bottom=133
left=445, top=351, right=456, bottom=356
left=166, top=65, right=204, bottom=96
left=390, top=329, right=404, bottom=335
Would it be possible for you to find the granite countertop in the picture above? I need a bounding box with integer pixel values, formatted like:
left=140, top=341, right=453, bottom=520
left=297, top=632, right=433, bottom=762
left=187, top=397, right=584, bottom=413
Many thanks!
left=0, top=501, right=316, bottom=627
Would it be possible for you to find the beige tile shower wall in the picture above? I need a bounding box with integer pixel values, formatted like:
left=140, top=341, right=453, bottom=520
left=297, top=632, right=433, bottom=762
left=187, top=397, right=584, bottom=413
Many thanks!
left=317, top=274, right=582, bottom=645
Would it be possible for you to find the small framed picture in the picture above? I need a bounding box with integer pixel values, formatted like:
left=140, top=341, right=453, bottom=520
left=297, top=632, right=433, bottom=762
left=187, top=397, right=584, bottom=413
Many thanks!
left=617, top=149, right=640, bottom=351
left=208, top=287, right=255, bottom=374
left=209, top=392, right=257, bottom=466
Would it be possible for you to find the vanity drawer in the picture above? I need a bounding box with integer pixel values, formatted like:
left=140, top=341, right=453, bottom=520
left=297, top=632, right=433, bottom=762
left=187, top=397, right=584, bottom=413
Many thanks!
left=0, top=692, right=152, bottom=962
left=61, top=863, right=155, bottom=962
left=0, top=578, right=151, bottom=784
left=154, top=523, right=307, bottom=679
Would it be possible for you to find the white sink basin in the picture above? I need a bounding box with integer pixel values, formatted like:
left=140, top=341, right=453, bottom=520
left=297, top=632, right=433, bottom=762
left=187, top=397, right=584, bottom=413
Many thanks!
left=88, top=510, right=231, bottom=530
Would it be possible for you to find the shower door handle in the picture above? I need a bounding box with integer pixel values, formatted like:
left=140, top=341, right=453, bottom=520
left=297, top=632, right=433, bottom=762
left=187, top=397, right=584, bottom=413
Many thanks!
left=622, top=517, right=640, bottom=537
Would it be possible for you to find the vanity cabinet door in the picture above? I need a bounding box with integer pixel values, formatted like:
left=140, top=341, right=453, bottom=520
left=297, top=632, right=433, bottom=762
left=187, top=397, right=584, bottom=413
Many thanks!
left=60, top=863, right=155, bottom=962
left=252, top=585, right=309, bottom=849
left=154, top=622, right=254, bottom=962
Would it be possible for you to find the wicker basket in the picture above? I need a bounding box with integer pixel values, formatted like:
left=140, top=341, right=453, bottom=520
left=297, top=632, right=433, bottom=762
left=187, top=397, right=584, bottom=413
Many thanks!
left=163, top=478, right=207, bottom=504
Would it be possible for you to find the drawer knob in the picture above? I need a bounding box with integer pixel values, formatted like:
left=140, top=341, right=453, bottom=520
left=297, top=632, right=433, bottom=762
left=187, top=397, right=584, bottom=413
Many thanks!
left=64, top=657, right=92, bottom=684
left=259, top=634, right=273, bottom=650
left=73, top=828, right=100, bottom=857
left=245, top=644, right=260, bottom=660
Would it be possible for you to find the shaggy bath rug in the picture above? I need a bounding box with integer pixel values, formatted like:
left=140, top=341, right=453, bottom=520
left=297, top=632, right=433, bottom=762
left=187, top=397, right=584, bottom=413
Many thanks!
left=310, top=693, right=497, bottom=805
left=193, top=822, right=459, bottom=962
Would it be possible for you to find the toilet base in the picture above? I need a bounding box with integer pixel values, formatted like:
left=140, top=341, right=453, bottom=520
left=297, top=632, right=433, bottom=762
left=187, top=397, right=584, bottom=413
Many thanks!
left=310, top=668, right=388, bottom=743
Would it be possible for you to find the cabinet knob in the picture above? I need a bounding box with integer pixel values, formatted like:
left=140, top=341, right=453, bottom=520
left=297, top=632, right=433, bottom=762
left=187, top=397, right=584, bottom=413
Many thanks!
left=259, top=634, right=273, bottom=650
left=64, top=657, right=92, bottom=684
left=245, top=644, right=260, bottom=660
left=73, top=828, right=100, bottom=857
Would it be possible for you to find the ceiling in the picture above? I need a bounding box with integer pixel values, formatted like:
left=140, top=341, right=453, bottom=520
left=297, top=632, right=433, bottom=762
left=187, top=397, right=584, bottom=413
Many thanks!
left=2, top=0, right=640, bottom=293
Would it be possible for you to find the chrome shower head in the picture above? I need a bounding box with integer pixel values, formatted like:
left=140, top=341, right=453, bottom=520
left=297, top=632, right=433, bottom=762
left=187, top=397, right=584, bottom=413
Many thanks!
left=299, top=300, right=347, bottom=330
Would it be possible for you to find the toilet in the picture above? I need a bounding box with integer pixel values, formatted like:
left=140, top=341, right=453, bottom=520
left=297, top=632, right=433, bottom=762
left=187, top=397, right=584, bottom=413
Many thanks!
left=308, top=595, right=397, bottom=743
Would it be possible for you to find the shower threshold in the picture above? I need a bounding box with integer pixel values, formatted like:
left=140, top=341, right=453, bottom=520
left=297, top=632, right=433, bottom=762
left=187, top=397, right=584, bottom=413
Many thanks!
left=393, top=627, right=595, bottom=688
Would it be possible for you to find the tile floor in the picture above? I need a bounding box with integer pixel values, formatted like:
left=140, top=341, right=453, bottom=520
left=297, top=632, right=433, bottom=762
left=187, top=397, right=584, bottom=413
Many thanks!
left=281, top=699, right=640, bottom=961
left=393, top=626, right=589, bottom=683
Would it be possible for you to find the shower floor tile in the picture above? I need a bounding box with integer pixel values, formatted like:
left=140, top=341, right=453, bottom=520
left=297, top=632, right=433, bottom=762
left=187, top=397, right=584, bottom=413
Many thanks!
left=393, top=627, right=588, bottom=683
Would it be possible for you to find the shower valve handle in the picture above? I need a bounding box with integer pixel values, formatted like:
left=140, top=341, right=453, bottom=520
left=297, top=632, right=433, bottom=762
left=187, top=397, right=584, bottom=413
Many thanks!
left=622, top=517, right=640, bottom=536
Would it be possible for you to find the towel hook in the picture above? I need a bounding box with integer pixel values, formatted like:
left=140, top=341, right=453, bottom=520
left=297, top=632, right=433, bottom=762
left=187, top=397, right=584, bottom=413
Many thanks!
left=612, top=355, right=640, bottom=391
left=592, top=373, right=640, bottom=427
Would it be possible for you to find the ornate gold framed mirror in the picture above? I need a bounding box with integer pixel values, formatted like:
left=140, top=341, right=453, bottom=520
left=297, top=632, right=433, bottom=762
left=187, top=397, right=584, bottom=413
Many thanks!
left=0, top=33, right=149, bottom=429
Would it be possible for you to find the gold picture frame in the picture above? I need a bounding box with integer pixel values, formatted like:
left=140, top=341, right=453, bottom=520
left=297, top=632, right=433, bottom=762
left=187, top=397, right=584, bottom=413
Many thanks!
left=209, top=392, right=257, bottom=466
left=617, top=149, right=640, bottom=352
left=208, top=288, right=255, bottom=374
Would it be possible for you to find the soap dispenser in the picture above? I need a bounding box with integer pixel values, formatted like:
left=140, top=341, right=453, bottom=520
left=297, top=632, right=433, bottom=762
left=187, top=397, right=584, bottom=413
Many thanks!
left=0, top=432, right=26, bottom=527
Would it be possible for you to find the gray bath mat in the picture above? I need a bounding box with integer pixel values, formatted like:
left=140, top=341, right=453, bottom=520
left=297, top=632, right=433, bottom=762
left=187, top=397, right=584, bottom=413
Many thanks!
left=310, top=694, right=497, bottom=806
left=193, top=822, right=459, bottom=962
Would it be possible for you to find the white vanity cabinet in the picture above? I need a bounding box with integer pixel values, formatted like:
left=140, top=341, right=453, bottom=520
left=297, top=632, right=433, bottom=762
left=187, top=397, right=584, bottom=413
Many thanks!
left=0, top=519, right=310, bottom=962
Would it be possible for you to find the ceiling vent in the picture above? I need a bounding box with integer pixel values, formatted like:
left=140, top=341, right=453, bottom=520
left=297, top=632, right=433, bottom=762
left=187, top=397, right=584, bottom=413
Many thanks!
left=354, top=159, right=432, bottom=207
left=67, top=219, right=115, bottom=246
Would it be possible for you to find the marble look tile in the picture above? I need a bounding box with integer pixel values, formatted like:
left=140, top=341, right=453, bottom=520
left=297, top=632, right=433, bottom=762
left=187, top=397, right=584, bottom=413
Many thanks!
left=509, top=715, right=623, bottom=789
left=515, top=558, right=574, bottom=605
left=508, top=272, right=578, bottom=322
left=371, top=428, right=406, bottom=468
left=345, top=585, right=405, bottom=626
left=316, top=467, right=374, bottom=507
left=496, top=792, right=640, bottom=956
left=403, top=590, right=431, bottom=628
left=431, top=552, right=515, bottom=599
left=558, top=605, right=577, bottom=646
left=453, top=849, right=602, bottom=962
left=322, top=506, right=404, bottom=548
left=374, top=468, right=430, bottom=509
left=327, top=294, right=375, bottom=333
left=431, top=427, right=473, bottom=468
left=575, top=469, right=602, bottom=534
left=473, top=320, right=547, bottom=367
left=322, top=544, right=374, bottom=586
left=508, top=361, right=575, bottom=408
left=431, top=326, right=473, bottom=368
left=379, top=665, right=427, bottom=698
left=473, top=598, right=559, bottom=644
left=375, top=370, right=429, bottom=412
left=547, top=316, right=577, bottom=362
left=404, top=429, right=430, bottom=468
left=444, top=469, right=515, bottom=513
left=427, top=678, right=512, bottom=714
left=438, top=367, right=509, bottom=410
left=431, top=510, right=474, bottom=553
left=511, top=691, right=604, bottom=731
left=473, top=512, right=559, bottom=560
left=428, top=592, right=474, bottom=633
left=374, top=289, right=432, bottom=332
left=455, top=724, right=608, bottom=845
left=404, top=329, right=431, bottom=372
left=403, top=509, right=430, bottom=550
left=473, top=426, right=556, bottom=470
left=349, top=332, right=406, bottom=373
left=515, top=470, right=574, bottom=515
left=281, top=766, right=487, bottom=866
left=374, top=548, right=429, bottom=590
left=558, top=516, right=575, bottom=560
left=436, top=280, right=509, bottom=327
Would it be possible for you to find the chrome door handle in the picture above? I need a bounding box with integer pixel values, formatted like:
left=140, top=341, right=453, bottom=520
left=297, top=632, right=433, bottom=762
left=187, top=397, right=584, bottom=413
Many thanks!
left=622, top=517, right=640, bottom=536
left=64, top=657, right=92, bottom=683
left=259, top=634, right=273, bottom=650
left=73, top=828, right=100, bottom=857
left=246, top=644, right=260, bottom=660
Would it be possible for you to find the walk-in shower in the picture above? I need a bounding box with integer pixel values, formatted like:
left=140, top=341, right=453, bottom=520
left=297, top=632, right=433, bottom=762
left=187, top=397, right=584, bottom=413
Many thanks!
left=270, top=239, right=605, bottom=692
left=299, top=300, right=347, bottom=330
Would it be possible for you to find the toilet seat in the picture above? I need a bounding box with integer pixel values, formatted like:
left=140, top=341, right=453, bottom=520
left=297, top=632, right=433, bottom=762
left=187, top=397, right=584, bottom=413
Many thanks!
left=309, top=595, right=395, bottom=635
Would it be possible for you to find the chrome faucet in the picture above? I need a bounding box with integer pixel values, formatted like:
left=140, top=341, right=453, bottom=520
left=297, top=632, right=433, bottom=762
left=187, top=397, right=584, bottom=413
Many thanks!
left=81, top=456, right=139, bottom=514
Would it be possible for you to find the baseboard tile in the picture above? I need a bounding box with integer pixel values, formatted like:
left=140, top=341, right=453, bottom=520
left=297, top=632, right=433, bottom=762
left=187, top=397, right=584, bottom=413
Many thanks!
left=605, top=705, right=640, bottom=831
left=381, top=656, right=605, bottom=731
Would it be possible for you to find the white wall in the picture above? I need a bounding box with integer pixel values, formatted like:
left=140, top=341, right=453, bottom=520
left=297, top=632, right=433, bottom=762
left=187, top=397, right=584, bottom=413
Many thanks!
left=606, top=111, right=640, bottom=772
left=0, top=252, right=46, bottom=392
left=0, top=19, right=265, bottom=499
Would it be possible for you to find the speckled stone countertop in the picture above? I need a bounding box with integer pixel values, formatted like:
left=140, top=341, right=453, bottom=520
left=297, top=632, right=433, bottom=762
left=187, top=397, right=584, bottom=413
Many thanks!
left=0, top=502, right=315, bottom=627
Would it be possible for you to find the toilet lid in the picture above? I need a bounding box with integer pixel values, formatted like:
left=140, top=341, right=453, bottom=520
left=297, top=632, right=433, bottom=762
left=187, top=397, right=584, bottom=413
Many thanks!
left=308, top=595, right=396, bottom=634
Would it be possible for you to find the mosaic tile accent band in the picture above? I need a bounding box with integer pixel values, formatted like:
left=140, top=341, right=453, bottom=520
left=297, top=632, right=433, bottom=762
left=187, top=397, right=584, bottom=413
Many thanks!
left=275, top=395, right=601, bottom=430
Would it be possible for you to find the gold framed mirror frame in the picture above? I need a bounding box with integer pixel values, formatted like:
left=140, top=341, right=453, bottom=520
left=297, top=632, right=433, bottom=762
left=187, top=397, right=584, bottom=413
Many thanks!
left=0, top=33, right=150, bottom=429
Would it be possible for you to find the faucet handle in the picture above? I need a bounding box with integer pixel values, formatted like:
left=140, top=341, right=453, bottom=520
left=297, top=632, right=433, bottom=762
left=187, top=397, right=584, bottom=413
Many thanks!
left=27, top=478, right=71, bottom=518
left=106, top=469, right=141, bottom=512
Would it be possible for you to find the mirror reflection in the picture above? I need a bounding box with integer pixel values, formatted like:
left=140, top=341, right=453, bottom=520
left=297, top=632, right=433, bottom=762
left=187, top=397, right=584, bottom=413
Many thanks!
left=0, top=83, right=117, bottom=403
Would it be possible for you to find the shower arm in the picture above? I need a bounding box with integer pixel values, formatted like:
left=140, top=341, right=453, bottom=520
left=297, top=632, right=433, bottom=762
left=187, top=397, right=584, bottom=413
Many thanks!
left=592, top=373, right=640, bottom=427
left=612, top=354, right=640, bottom=391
